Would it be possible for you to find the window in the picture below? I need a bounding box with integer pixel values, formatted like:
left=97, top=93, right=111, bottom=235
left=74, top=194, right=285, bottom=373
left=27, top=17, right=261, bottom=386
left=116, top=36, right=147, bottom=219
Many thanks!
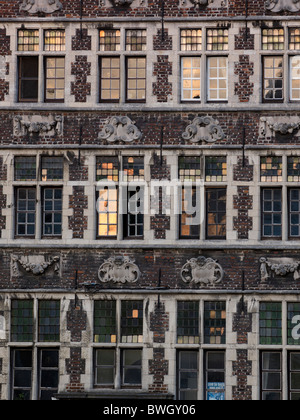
left=261, top=188, right=282, bottom=238
left=180, top=29, right=202, bottom=52
left=206, top=188, right=226, bottom=239
left=205, top=156, right=227, bottom=182
left=42, top=188, right=62, bottom=237
left=11, top=300, right=34, bottom=342
left=204, top=301, right=226, bottom=345
left=16, top=188, right=36, bottom=237
left=38, top=349, right=59, bottom=400
left=121, top=300, right=143, bottom=343
left=94, top=300, right=117, bottom=343
left=18, top=56, right=39, bottom=102
left=289, top=28, right=300, bottom=50
left=95, top=349, right=115, bottom=387
left=123, top=157, right=144, bottom=239
left=177, top=351, right=198, bottom=400
left=99, top=29, right=121, bottom=51
left=261, top=352, right=282, bottom=400
left=263, top=56, right=283, bottom=102
left=126, top=57, right=146, bottom=102
left=181, top=57, right=201, bottom=101
left=262, top=28, right=284, bottom=50
left=11, top=348, right=33, bottom=400
left=178, top=157, right=201, bottom=239
left=206, top=29, right=228, bottom=51
left=126, top=30, right=147, bottom=51
left=38, top=301, right=60, bottom=342
left=288, top=303, right=300, bottom=345
left=17, top=29, right=39, bottom=52
left=44, top=30, right=65, bottom=52
left=290, top=56, right=300, bottom=101
left=288, top=157, right=300, bottom=182
left=260, top=156, right=283, bottom=182
left=99, top=57, right=120, bottom=102
left=122, top=349, right=142, bottom=386
left=289, top=189, right=300, bottom=238
left=177, top=301, right=199, bottom=344
left=205, top=351, right=225, bottom=401
left=289, top=353, right=300, bottom=400
left=93, top=299, right=143, bottom=389
left=41, top=157, right=64, bottom=181
left=259, top=302, right=282, bottom=345
left=45, top=57, right=65, bottom=102
left=207, top=57, right=228, bottom=101
left=15, top=156, right=36, bottom=181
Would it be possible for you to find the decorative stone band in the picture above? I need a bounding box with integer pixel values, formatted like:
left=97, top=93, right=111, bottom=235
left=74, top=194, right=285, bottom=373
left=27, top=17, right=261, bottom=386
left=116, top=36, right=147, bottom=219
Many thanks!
left=98, top=256, right=141, bottom=284
left=181, top=256, right=224, bottom=286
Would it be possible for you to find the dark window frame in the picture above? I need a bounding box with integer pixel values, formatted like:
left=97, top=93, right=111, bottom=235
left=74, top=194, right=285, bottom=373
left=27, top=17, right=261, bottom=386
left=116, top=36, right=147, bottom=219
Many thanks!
left=44, top=56, right=65, bottom=103
left=288, top=188, right=300, bottom=239
left=205, top=187, right=227, bottom=240
left=260, top=351, right=282, bottom=401
left=41, top=187, right=63, bottom=238
left=99, top=56, right=121, bottom=103
left=15, top=187, right=36, bottom=239
left=125, top=56, right=146, bottom=103
left=261, top=187, right=282, bottom=240
left=18, top=56, right=39, bottom=103
left=262, top=55, right=284, bottom=103
left=177, top=350, right=199, bottom=400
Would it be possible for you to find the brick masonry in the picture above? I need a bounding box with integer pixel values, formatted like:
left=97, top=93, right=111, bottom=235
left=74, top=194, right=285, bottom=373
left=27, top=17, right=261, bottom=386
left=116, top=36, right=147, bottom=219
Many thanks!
left=68, top=186, right=88, bottom=239
left=234, top=55, right=254, bottom=103
left=153, top=56, right=173, bottom=103
left=71, top=56, right=91, bottom=102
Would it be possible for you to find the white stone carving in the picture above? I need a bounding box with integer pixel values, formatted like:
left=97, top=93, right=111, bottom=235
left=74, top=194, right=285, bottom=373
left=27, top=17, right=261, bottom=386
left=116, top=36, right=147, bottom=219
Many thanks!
left=259, top=117, right=300, bottom=139
left=181, top=256, right=224, bottom=285
left=98, top=256, right=141, bottom=284
left=182, top=116, right=225, bottom=144
left=266, top=0, right=300, bottom=12
left=98, top=116, right=142, bottom=143
left=14, top=115, right=63, bottom=137
left=180, top=0, right=227, bottom=7
left=20, top=0, right=63, bottom=14
left=260, top=257, right=300, bottom=282
left=11, top=255, right=60, bottom=276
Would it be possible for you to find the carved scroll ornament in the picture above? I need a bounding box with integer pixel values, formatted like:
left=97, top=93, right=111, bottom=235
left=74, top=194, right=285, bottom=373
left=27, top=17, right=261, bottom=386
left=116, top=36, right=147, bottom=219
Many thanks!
left=14, top=115, right=63, bottom=137
left=98, top=256, right=141, bottom=284
left=98, top=116, right=142, bottom=143
left=12, top=255, right=60, bottom=276
left=182, top=116, right=225, bottom=144
left=181, top=256, right=224, bottom=286
left=266, top=0, right=300, bottom=12
left=20, top=0, right=63, bottom=14
left=260, top=257, right=300, bottom=282
left=259, top=117, right=300, bottom=139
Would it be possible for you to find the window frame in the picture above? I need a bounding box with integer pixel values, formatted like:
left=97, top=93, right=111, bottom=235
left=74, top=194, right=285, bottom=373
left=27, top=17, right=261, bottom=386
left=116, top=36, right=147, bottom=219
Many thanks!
left=44, top=56, right=65, bottom=103
left=261, top=187, right=283, bottom=240
left=125, top=56, right=146, bottom=103
left=262, top=55, right=284, bottom=103
left=205, top=187, right=227, bottom=240
left=99, top=56, right=121, bottom=103
left=15, top=187, right=37, bottom=239
left=207, top=56, right=228, bottom=102
left=18, top=56, right=39, bottom=103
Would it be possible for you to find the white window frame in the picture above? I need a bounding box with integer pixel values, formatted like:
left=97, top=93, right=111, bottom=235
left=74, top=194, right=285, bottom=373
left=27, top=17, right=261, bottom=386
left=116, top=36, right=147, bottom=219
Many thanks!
left=207, top=56, right=228, bottom=102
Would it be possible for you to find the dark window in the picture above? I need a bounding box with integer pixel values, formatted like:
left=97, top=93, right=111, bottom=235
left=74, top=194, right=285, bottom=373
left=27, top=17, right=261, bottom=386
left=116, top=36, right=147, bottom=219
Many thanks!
left=39, top=349, right=59, bottom=400
left=289, top=352, right=300, bottom=400
left=11, top=300, right=34, bottom=342
left=123, top=157, right=144, bottom=239
left=122, top=349, right=142, bottom=386
left=289, top=189, right=300, bottom=238
left=41, top=156, right=64, bottom=181
left=42, top=188, right=62, bottom=237
left=95, top=349, right=116, bottom=387
left=126, top=57, right=146, bottom=102
left=38, top=301, right=60, bottom=342
left=16, top=188, right=36, bottom=237
left=260, top=157, right=282, bottom=182
left=177, top=351, right=198, bottom=400
left=205, top=351, right=225, bottom=401
left=261, top=351, right=282, bottom=400
left=11, top=349, right=33, bottom=400
left=262, top=188, right=282, bottom=238
left=94, top=300, right=117, bottom=343
left=259, top=302, right=282, bottom=345
left=263, top=56, right=283, bottom=102
left=18, top=57, right=39, bottom=102
left=206, top=188, right=226, bottom=239
left=99, top=57, right=120, bottom=102
left=121, top=300, right=143, bottom=344
left=205, top=156, right=227, bottom=182
left=288, top=157, right=300, bottom=182
left=288, top=303, right=300, bottom=345
left=204, top=301, right=226, bottom=344
left=45, top=57, right=65, bottom=102
left=15, top=156, right=36, bottom=181
left=177, top=301, right=199, bottom=344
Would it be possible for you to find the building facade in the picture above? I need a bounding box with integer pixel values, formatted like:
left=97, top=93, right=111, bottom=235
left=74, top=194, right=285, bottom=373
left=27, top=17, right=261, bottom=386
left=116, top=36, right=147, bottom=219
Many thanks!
left=1, top=0, right=300, bottom=401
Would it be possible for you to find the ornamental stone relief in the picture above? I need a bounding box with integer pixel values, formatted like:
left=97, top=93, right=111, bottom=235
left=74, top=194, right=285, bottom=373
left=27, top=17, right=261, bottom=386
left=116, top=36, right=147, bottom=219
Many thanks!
left=98, top=116, right=142, bottom=143
left=181, top=256, right=224, bottom=286
left=182, top=116, right=225, bottom=144
left=11, top=255, right=60, bottom=277
left=265, top=0, right=300, bottom=12
left=20, top=0, right=63, bottom=14
left=98, top=256, right=141, bottom=284
left=259, top=117, right=300, bottom=139
left=260, top=257, right=300, bottom=282
left=14, top=115, right=63, bottom=137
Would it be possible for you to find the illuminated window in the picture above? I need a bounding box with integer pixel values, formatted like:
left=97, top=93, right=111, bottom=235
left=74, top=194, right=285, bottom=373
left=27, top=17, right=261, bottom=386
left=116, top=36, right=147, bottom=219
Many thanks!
left=262, top=28, right=284, bottom=50
left=260, top=157, right=283, bottom=182
left=289, top=28, right=300, bottom=50
left=126, top=57, right=146, bottom=102
left=206, top=28, right=228, bottom=51
left=18, top=29, right=39, bottom=51
left=45, top=57, right=65, bottom=102
left=126, top=30, right=146, bottom=51
left=263, top=56, right=283, bottom=102
left=99, top=29, right=121, bottom=51
left=204, top=301, right=226, bottom=344
left=290, top=56, right=300, bottom=100
left=207, top=57, right=228, bottom=101
left=121, top=300, right=143, bottom=343
left=44, top=30, right=65, bottom=51
left=181, top=57, right=201, bottom=101
left=181, top=29, right=202, bottom=51
left=99, top=57, right=120, bottom=102
left=205, top=156, right=227, bottom=182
